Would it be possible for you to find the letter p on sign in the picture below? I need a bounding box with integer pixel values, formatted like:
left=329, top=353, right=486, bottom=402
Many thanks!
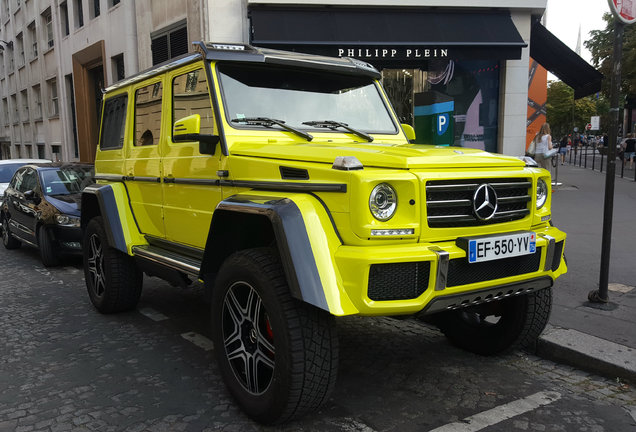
left=437, top=113, right=449, bottom=135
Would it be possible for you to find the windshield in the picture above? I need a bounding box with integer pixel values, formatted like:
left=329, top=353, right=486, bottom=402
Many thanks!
left=40, top=166, right=94, bottom=196
left=0, top=163, right=26, bottom=183
left=217, top=63, right=397, bottom=135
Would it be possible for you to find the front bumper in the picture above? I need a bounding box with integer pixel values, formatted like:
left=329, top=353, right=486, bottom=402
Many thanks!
left=334, top=225, right=566, bottom=316
left=49, top=225, right=83, bottom=254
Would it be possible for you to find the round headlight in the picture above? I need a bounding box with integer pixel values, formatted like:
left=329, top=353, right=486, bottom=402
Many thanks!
left=369, top=183, right=397, bottom=221
left=536, top=178, right=548, bottom=209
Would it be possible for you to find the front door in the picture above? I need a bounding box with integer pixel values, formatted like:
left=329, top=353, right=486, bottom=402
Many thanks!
left=162, top=64, right=222, bottom=249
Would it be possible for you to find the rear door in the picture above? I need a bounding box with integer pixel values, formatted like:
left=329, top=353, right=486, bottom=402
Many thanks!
left=124, top=78, right=166, bottom=239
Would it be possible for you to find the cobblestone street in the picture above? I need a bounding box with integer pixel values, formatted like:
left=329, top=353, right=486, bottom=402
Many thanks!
left=1, top=245, right=635, bottom=431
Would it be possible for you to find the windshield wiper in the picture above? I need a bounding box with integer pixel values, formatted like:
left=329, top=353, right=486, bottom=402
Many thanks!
left=231, top=117, right=313, bottom=141
left=302, top=120, right=374, bottom=142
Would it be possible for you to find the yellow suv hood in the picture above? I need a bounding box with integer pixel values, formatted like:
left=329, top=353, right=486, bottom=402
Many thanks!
left=230, top=141, right=525, bottom=169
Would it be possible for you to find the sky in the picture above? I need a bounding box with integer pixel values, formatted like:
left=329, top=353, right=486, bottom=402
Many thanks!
left=545, top=0, right=611, bottom=64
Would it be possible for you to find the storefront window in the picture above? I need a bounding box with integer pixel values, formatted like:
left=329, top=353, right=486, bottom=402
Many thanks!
left=382, top=60, right=500, bottom=153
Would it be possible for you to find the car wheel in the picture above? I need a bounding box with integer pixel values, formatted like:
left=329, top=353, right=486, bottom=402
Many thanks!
left=38, top=226, right=61, bottom=267
left=83, top=216, right=142, bottom=313
left=436, top=287, right=552, bottom=356
left=2, top=215, right=21, bottom=250
left=211, top=248, right=339, bottom=424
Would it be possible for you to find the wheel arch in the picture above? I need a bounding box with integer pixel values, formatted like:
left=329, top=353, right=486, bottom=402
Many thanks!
left=81, top=183, right=145, bottom=254
left=201, top=193, right=357, bottom=315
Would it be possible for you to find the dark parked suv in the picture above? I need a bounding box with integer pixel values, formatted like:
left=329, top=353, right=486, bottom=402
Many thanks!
left=1, top=162, right=94, bottom=266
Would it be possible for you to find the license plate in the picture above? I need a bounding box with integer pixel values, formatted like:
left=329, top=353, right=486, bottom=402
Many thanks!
left=466, top=232, right=536, bottom=263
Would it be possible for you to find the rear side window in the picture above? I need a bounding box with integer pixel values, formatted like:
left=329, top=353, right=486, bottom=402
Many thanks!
left=135, top=81, right=163, bottom=146
left=100, top=95, right=128, bottom=150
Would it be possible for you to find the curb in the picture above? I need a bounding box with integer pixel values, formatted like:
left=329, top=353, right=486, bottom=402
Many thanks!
left=536, top=326, right=636, bottom=384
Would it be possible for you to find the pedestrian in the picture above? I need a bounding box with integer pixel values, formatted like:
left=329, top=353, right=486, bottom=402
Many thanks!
left=559, top=135, right=568, bottom=164
left=622, top=133, right=636, bottom=169
left=533, top=123, right=554, bottom=170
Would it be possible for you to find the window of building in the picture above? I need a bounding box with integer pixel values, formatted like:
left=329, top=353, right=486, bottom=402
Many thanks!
left=37, top=144, right=45, bottom=159
left=0, top=52, right=4, bottom=76
left=111, top=53, right=124, bottom=82
left=10, top=94, right=18, bottom=124
left=20, top=89, right=28, bottom=121
left=99, top=94, right=127, bottom=150
left=7, top=44, right=14, bottom=73
left=134, top=82, right=162, bottom=146
left=109, top=0, right=120, bottom=8
left=27, top=21, right=37, bottom=59
left=16, top=32, right=24, bottom=68
left=1, top=98, right=8, bottom=125
left=172, top=68, right=215, bottom=139
left=51, top=145, right=61, bottom=161
left=151, top=20, right=188, bottom=66
left=382, top=60, right=501, bottom=153
left=48, top=78, right=59, bottom=117
left=32, top=84, right=42, bottom=119
left=42, top=8, right=54, bottom=48
left=74, top=0, right=84, bottom=29
left=89, top=0, right=99, bottom=18
left=60, top=2, right=69, bottom=37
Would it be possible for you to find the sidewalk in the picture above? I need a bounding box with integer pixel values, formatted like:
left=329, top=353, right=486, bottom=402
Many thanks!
left=536, top=162, right=636, bottom=383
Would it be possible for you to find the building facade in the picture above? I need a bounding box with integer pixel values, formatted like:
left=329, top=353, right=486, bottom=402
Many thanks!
left=3, top=0, right=589, bottom=163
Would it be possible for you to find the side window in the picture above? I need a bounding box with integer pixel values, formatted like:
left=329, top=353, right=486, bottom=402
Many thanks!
left=17, top=169, right=37, bottom=193
left=172, top=68, right=215, bottom=140
left=10, top=168, right=25, bottom=190
left=135, top=81, right=163, bottom=146
left=100, top=95, right=128, bottom=150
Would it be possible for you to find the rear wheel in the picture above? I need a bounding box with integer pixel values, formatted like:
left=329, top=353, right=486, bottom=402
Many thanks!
left=38, top=226, right=61, bottom=267
left=436, top=287, right=552, bottom=355
left=211, top=248, right=338, bottom=424
left=83, top=216, right=142, bottom=313
left=2, top=215, right=21, bottom=250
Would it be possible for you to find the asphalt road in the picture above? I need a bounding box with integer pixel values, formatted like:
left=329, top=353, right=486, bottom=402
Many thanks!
left=1, top=244, right=635, bottom=431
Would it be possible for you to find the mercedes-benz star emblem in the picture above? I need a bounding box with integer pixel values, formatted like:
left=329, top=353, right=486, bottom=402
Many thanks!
left=473, top=184, right=498, bottom=221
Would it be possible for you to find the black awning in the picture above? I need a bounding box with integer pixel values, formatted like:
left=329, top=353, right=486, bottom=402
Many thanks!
left=249, top=7, right=527, bottom=62
left=530, top=22, right=603, bottom=99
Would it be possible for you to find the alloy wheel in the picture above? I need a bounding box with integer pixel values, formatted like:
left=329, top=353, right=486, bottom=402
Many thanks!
left=87, top=233, right=105, bottom=297
left=222, top=281, right=275, bottom=395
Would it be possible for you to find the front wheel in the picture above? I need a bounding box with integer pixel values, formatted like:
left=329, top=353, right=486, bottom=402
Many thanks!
left=83, top=216, right=142, bottom=313
left=436, top=287, right=552, bottom=355
left=38, top=226, right=61, bottom=267
left=211, top=248, right=339, bottom=424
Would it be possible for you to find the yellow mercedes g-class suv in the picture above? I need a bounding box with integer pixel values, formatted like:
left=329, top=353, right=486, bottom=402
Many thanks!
left=81, top=42, right=566, bottom=424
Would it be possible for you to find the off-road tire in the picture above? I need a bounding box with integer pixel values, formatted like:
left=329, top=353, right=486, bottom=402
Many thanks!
left=436, top=287, right=552, bottom=356
left=211, top=248, right=339, bottom=425
left=83, top=216, right=143, bottom=313
left=2, top=215, right=21, bottom=250
left=38, top=226, right=61, bottom=267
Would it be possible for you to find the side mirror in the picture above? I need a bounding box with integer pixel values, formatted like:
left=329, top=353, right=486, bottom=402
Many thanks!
left=401, top=123, right=416, bottom=143
left=24, top=190, right=40, bottom=204
left=173, top=114, right=220, bottom=155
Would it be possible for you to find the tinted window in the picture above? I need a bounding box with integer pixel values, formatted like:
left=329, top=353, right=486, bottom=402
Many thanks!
left=17, top=169, right=38, bottom=193
left=172, top=68, right=215, bottom=138
left=0, top=163, right=27, bottom=183
left=100, top=95, right=128, bottom=150
left=40, top=166, right=94, bottom=196
left=135, top=82, right=163, bottom=146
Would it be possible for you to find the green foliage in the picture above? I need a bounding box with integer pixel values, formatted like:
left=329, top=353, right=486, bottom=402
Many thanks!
left=547, top=81, right=608, bottom=137
left=585, top=12, right=636, bottom=99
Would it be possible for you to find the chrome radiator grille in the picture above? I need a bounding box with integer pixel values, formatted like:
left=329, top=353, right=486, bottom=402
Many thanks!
left=426, top=178, right=532, bottom=228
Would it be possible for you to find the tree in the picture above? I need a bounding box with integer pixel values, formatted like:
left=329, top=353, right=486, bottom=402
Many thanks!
left=585, top=12, right=636, bottom=99
left=547, top=81, right=607, bottom=137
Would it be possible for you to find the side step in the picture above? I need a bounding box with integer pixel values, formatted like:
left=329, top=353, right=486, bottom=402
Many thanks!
left=132, top=244, right=201, bottom=278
